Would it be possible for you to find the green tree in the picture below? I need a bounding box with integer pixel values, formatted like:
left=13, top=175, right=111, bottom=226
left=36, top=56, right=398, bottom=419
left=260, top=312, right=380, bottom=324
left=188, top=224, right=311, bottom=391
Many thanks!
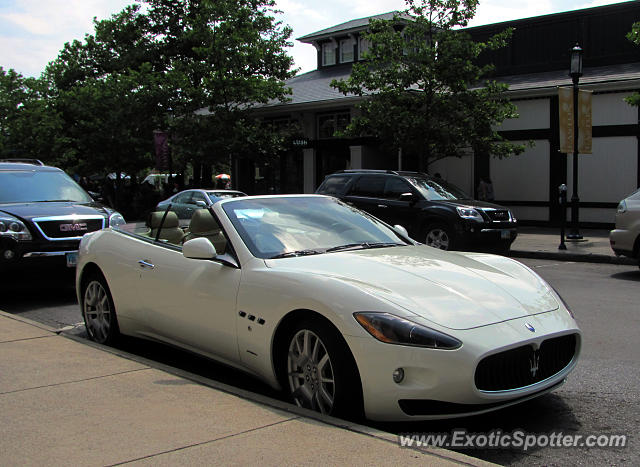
left=0, top=67, right=62, bottom=160
left=331, top=0, right=524, bottom=170
left=625, top=22, right=640, bottom=107
left=42, top=0, right=295, bottom=194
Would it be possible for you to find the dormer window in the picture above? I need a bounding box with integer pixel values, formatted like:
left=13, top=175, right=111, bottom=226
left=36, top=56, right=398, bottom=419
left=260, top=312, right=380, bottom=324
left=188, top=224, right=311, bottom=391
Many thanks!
left=340, top=38, right=354, bottom=63
left=358, top=36, right=371, bottom=60
left=322, top=42, right=336, bottom=66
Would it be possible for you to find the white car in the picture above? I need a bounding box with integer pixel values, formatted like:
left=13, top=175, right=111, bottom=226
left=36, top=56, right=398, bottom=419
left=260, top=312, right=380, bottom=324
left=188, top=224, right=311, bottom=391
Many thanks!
left=610, top=188, right=640, bottom=267
left=76, top=195, right=581, bottom=421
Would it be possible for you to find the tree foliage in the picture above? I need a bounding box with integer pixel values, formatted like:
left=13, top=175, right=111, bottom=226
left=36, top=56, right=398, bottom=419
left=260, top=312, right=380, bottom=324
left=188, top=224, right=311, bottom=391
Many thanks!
left=331, top=0, right=524, bottom=169
left=625, top=21, right=640, bottom=107
left=2, top=0, right=295, bottom=190
left=0, top=67, right=62, bottom=160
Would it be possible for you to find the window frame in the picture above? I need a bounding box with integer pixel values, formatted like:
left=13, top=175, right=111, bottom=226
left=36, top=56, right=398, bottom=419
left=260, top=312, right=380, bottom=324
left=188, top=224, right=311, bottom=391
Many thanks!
left=339, top=38, right=354, bottom=63
left=322, top=42, right=336, bottom=66
left=358, top=35, right=371, bottom=60
left=316, top=110, right=351, bottom=139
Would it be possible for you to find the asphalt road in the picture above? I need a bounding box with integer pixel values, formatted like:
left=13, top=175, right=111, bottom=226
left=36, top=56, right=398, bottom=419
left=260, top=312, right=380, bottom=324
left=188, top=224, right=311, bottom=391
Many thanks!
left=2, top=258, right=638, bottom=465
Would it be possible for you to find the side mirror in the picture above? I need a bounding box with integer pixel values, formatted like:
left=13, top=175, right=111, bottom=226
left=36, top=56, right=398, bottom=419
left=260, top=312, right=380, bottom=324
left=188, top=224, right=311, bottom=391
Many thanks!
left=399, top=192, right=415, bottom=203
left=195, top=200, right=207, bottom=207
left=394, top=224, right=409, bottom=238
left=183, top=237, right=217, bottom=259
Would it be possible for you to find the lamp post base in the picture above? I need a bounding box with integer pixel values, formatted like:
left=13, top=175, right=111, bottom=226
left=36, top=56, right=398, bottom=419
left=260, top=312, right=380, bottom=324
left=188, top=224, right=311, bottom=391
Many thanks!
left=565, top=233, right=587, bottom=242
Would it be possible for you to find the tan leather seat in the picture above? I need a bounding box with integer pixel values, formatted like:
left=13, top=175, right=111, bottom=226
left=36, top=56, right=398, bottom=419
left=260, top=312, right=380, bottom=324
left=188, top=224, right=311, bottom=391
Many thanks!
left=148, top=211, right=184, bottom=244
left=184, top=209, right=226, bottom=254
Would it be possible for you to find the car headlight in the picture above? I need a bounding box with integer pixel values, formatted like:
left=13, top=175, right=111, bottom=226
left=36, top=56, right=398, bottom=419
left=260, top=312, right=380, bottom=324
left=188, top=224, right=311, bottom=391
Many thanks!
left=456, top=206, right=483, bottom=222
left=509, top=210, right=517, bottom=222
left=353, top=312, right=462, bottom=349
left=0, top=214, right=32, bottom=241
left=108, top=212, right=126, bottom=227
left=617, top=200, right=627, bottom=214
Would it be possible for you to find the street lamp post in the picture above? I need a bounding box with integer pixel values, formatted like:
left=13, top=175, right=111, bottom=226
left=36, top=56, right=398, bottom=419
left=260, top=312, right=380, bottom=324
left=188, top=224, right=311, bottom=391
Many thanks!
left=567, top=43, right=583, bottom=240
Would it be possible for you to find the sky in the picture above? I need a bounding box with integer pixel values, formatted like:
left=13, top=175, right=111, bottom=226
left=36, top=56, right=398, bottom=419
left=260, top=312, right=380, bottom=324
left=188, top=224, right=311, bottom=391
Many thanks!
left=0, top=0, right=629, bottom=78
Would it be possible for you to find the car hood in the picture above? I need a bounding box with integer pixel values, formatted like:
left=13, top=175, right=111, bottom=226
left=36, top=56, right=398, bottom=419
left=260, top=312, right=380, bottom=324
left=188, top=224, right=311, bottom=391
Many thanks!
left=0, top=201, right=109, bottom=221
left=264, top=246, right=558, bottom=330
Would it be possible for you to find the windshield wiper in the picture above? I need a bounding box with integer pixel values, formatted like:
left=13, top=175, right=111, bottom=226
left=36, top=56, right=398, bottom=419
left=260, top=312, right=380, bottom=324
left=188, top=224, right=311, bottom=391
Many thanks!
left=39, top=199, right=76, bottom=202
left=326, top=242, right=403, bottom=253
left=268, top=249, right=324, bottom=259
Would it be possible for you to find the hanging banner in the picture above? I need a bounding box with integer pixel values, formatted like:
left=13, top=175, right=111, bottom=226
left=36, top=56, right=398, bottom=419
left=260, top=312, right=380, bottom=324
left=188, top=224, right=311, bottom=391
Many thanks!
left=558, top=87, right=574, bottom=154
left=153, top=130, right=170, bottom=171
left=578, top=89, right=593, bottom=154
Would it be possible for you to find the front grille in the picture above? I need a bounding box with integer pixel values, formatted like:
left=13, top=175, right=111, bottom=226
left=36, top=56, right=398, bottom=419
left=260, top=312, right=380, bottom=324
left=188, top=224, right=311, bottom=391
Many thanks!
left=33, top=216, right=105, bottom=240
left=475, top=334, right=577, bottom=391
left=485, top=209, right=510, bottom=221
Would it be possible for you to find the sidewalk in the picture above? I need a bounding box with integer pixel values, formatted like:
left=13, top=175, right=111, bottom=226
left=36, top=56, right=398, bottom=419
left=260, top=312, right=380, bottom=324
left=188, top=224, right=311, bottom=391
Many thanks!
left=508, top=226, right=637, bottom=265
left=0, top=312, right=492, bottom=466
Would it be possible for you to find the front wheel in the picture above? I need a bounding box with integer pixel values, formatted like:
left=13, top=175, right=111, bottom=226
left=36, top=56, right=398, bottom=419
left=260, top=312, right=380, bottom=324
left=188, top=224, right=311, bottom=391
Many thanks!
left=282, top=319, right=362, bottom=419
left=425, top=223, right=454, bottom=250
left=81, top=272, right=120, bottom=345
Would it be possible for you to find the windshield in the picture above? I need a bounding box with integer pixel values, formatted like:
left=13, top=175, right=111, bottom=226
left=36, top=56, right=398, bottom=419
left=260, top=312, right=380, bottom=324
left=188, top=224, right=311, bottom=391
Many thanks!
left=222, top=197, right=408, bottom=259
left=0, top=170, right=93, bottom=203
left=410, top=177, right=470, bottom=201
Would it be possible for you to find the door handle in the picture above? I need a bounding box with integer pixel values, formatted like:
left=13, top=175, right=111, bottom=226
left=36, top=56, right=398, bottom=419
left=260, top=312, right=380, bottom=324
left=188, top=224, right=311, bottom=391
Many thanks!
left=138, top=260, right=155, bottom=269
left=377, top=204, right=389, bottom=208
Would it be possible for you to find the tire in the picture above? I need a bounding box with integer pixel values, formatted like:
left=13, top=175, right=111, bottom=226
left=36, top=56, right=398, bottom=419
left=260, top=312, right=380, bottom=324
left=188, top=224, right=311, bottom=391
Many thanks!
left=81, top=271, right=120, bottom=345
left=425, top=223, right=455, bottom=251
left=495, top=243, right=511, bottom=256
left=280, top=318, right=362, bottom=420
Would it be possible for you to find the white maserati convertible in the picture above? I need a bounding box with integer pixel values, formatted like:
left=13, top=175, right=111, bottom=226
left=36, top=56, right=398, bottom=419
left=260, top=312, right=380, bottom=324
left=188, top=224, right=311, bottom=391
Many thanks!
left=76, top=195, right=581, bottom=421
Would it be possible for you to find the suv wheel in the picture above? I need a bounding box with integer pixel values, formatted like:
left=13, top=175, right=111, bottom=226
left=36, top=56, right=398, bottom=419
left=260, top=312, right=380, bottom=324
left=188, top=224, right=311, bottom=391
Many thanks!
left=425, top=224, right=454, bottom=250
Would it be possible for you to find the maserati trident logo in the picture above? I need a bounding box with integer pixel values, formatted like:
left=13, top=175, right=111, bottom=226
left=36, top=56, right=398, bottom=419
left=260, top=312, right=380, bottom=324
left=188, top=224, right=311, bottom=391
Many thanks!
left=529, top=350, right=541, bottom=378
left=525, top=322, right=535, bottom=333
left=59, top=222, right=88, bottom=232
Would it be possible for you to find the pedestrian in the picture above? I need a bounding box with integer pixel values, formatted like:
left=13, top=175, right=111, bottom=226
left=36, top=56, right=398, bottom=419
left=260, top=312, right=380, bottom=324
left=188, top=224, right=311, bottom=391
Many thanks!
left=477, top=177, right=495, bottom=201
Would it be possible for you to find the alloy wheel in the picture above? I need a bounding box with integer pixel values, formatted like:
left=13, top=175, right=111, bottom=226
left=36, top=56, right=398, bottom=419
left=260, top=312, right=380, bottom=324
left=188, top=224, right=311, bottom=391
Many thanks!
left=287, top=329, right=335, bottom=414
left=83, top=280, right=112, bottom=343
left=426, top=228, right=450, bottom=250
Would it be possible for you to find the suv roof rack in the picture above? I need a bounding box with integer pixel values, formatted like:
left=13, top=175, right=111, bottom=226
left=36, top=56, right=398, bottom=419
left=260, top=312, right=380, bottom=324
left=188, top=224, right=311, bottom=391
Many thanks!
left=332, top=169, right=431, bottom=178
left=0, top=158, right=45, bottom=166
left=396, top=171, right=430, bottom=178
left=335, top=169, right=400, bottom=175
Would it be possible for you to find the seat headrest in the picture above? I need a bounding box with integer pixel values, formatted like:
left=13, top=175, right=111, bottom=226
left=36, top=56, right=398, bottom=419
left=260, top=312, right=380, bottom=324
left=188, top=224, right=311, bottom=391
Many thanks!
left=148, top=211, right=179, bottom=229
left=189, top=209, right=220, bottom=234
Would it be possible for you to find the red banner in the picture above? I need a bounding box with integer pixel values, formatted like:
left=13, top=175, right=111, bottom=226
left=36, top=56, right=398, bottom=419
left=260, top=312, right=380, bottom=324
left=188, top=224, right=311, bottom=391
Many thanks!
left=153, top=130, right=170, bottom=171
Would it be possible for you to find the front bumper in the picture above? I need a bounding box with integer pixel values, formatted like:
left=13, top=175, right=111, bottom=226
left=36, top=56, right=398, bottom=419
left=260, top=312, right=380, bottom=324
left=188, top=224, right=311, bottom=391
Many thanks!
left=609, top=229, right=636, bottom=258
left=344, top=311, right=580, bottom=421
left=1, top=237, right=80, bottom=269
left=456, top=221, right=517, bottom=249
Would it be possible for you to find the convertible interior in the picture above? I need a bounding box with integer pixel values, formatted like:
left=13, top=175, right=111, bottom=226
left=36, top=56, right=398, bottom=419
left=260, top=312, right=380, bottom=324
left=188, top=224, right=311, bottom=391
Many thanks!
left=142, top=208, right=227, bottom=254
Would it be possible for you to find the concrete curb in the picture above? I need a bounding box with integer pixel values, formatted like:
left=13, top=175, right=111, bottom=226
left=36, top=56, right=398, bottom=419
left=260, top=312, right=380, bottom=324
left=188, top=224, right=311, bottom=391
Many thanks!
left=509, top=250, right=638, bottom=265
left=58, top=332, right=495, bottom=466
left=0, top=309, right=61, bottom=333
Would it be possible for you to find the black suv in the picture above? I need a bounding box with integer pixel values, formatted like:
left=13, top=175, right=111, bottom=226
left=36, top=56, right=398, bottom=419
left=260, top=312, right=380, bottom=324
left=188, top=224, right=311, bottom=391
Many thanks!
left=316, top=170, right=517, bottom=252
left=0, top=160, right=125, bottom=270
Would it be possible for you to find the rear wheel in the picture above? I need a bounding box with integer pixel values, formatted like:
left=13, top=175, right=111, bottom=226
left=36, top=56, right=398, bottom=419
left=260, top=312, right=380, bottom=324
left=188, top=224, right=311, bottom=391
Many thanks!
left=425, top=223, right=454, bottom=250
left=281, top=318, right=362, bottom=419
left=81, top=272, right=119, bottom=344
